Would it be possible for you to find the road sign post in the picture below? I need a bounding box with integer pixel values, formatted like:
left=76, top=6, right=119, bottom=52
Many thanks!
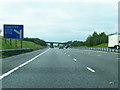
left=21, top=39, right=22, bottom=48
left=10, top=39, right=12, bottom=45
left=15, top=39, right=17, bottom=48
left=4, top=38, right=6, bottom=44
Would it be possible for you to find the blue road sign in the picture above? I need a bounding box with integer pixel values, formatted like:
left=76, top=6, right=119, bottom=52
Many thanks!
left=4, top=24, right=24, bottom=39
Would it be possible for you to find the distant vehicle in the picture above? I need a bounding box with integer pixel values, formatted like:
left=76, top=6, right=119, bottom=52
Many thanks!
left=50, top=43, right=54, bottom=48
left=50, top=45, right=54, bottom=48
left=65, top=45, right=69, bottom=49
left=59, top=46, right=64, bottom=49
left=108, top=34, right=120, bottom=49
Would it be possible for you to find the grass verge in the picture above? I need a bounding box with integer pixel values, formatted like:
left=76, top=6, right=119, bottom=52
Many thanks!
left=0, top=36, right=46, bottom=58
left=88, top=43, right=108, bottom=48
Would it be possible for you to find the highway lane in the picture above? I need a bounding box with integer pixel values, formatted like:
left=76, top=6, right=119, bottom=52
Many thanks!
left=1, top=48, right=118, bottom=88
left=2, top=48, right=48, bottom=74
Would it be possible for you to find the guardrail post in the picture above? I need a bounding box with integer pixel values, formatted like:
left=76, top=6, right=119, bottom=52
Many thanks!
left=117, top=49, right=119, bottom=53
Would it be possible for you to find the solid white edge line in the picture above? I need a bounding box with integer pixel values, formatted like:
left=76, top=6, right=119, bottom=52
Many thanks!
left=0, top=48, right=50, bottom=80
left=86, top=67, right=95, bottom=73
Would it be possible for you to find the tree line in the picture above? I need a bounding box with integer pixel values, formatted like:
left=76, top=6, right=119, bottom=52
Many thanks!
left=85, top=31, right=108, bottom=46
left=23, top=37, right=47, bottom=46
left=66, top=31, right=108, bottom=47
left=65, top=41, right=85, bottom=47
left=23, top=31, right=108, bottom=47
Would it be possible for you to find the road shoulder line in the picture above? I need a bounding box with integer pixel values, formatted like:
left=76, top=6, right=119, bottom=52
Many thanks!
left=0, top=48, right=50, bottom=80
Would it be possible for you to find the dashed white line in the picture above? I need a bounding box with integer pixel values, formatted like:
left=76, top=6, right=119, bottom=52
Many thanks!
left=73, top=58, right=77, bottom=61
left=86, top=67, right=95, bottom=73
left=98, top=55, right=101, bottom=56
left=88, top=53, right=91, bottom=54
left=68, top=55, right=70, bottom=56
left=114, top=53, right=118, bottom=54
left=65, top=53, right=66, bottom=54
left=103, top=52, right=108, bottom=53
left=0, top=48, right=50, bottom=80
left=109, top=82, right=114, bottom=84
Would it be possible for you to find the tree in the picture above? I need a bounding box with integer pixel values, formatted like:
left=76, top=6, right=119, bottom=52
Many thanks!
left=99, top=32, right=108, bottom=43
left=65, top=41, right=85, bottom=47
left=85, top=31, right=108, bottom=46
left=85, top=35, right=93, bottom=46
left=23, top=38, right=47, bottom=46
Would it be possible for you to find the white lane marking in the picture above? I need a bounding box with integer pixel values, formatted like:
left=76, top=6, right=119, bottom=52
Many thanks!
left=73, top=58, right=77, bottom=61
left=98, top=55, right=101, bottom=56
left=0, top=48, right=50, bottom=80
left=114, top=53, right=118, bottom=54
left=109, top=82, right=114, bottom=84
left=88, top=53, right=90, bottom=54
left=103, top=52, right=108, bottom=53
left=65, top=53, right=66, bottom=54
left=86, top=67, right=95, bottom=73
left=68, top=55, right=70, bottom=56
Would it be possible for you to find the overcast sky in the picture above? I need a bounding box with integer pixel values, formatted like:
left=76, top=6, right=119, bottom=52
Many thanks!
left=0, top=0, right=118, bottom=42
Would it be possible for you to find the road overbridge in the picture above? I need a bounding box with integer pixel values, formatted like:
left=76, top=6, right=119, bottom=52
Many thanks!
left=46, top=42, right=65, bottom=44
left=45, top=42, right=66, bottom=48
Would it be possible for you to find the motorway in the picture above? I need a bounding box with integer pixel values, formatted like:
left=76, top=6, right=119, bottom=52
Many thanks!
left=1, top=47, right=118, bottom=88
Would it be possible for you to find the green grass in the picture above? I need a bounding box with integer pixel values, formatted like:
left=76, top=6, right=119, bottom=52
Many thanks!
left=72, top=43, right=108, bottom=48
left=0, top=36, right=46, bottom=58
left=0, top=36, right=45, bottom=50
left=90, top=43, right=108, bottom=48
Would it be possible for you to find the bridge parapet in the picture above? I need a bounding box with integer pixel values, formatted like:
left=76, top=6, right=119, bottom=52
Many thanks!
left=46, top=42, right=65, bottom=44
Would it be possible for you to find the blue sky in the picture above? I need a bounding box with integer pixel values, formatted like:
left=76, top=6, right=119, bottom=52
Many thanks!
left=0, top=0, right=118, bottom=42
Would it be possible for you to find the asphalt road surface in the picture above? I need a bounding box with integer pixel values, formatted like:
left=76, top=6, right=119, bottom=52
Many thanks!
left=1, top=48, right=118, bottom=88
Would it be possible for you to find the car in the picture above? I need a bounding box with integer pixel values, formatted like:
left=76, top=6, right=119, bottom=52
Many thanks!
left=59, top=46, right=64, bottom=49
left=65, top=45, right=69, bottom=49
left=50, top=46, right=54, bottom=48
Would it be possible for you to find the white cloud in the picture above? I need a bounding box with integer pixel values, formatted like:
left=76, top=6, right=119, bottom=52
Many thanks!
left=0, top=1, right=118, bottom=41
